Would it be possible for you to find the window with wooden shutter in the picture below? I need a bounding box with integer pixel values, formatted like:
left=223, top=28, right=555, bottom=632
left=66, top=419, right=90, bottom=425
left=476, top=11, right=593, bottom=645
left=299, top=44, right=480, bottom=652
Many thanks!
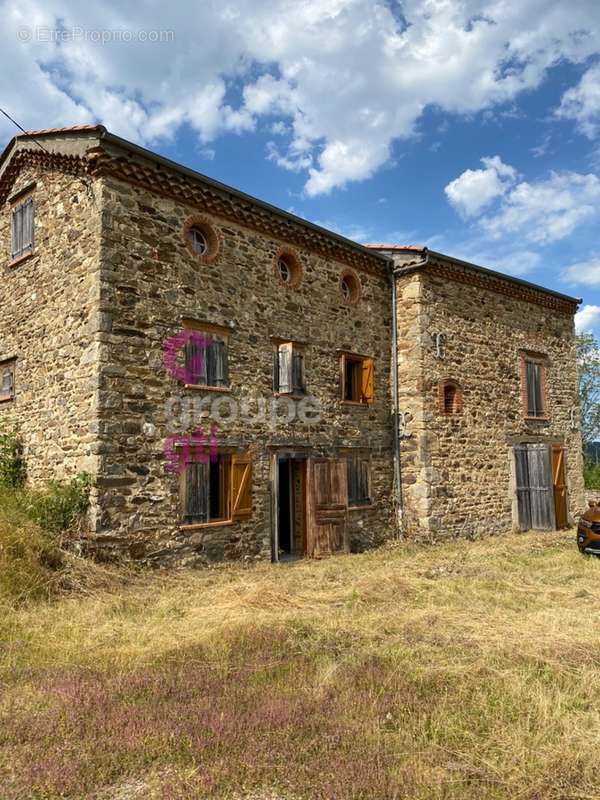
left=273, top=342, right=305, bottom=395
left=521, top=353, right=548, bottom=419
left=10, top=197, right=34, bottom=261
left=341, top=353, right=374, bottom=404
left=181, top=321, right=230, bottom=390
left=0, top=360, right=16, bottom=402
left=347, top=454, right=371, bottom=507
left=182, top=451, right=234, bottom=525
left=181, top=450, right=252, bottom=527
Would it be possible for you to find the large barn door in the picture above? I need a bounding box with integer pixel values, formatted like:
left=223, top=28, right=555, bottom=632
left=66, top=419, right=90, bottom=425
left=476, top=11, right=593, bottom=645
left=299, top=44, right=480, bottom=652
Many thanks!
left=514, top=444, right=555, bottom=531
left=552, top=446, right=568, bottom=529
left=306, top=458, right=348, bottom=558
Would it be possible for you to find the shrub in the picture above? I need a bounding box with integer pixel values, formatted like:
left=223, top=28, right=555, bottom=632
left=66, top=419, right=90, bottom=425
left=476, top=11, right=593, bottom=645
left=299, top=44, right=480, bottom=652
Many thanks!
left=25, top=473, right=92, bottom=535
left=0, top=424, right=26, bottom=488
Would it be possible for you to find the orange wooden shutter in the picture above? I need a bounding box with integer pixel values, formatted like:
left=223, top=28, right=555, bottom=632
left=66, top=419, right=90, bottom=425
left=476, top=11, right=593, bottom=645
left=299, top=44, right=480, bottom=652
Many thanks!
left=231, top=452, right=252, bottom=520
left=361, top=358, right=374, bottom=403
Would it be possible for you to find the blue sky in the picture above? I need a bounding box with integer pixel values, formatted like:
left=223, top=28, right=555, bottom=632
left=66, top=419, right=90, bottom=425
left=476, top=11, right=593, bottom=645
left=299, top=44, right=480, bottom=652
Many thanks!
left=1, top=0, right=600, bottom=333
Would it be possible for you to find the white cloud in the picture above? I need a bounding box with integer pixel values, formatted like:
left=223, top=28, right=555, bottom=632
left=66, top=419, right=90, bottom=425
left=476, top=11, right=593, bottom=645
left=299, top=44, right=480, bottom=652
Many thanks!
left=446, top=157, right=600, bottom=245
left=445, top=156, right=517, bottom=217
left=562, top=258, right=600, bottom=286
left=481, top=171, right=600, bottom=244
left=1, top=0, right=600, bottom=194
left=557, top=63, right=600, bottom=138
left=576, top=304, right=600, bottom=333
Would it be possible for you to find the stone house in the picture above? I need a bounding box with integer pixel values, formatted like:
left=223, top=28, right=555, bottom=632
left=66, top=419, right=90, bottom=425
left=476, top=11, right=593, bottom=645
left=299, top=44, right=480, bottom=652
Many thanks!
left=0, top=125, right=586, bottom=563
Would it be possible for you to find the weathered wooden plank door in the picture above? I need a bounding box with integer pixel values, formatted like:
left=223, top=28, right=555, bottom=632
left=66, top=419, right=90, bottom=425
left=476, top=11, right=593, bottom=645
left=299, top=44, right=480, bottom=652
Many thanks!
left=552, top=445, right=568, bottom=529
left=514, top=444, right=555, bottom=531
left=306, top=458, right=348, bottom=557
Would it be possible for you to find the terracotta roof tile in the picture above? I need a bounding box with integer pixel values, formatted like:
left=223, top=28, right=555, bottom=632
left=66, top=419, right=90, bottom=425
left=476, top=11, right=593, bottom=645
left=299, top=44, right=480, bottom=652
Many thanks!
left=365, top=244, right=426, bottom=251
left=16, top=124, right=104, bottom=138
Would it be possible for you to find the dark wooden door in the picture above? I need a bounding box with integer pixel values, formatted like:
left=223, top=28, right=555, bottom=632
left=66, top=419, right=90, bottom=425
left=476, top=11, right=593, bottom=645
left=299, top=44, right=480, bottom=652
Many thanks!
left=552, top=446, right=568, bottom=529
left=306, top=458, right=348, bottom=557
left=514, top=444, right=555, bottom=531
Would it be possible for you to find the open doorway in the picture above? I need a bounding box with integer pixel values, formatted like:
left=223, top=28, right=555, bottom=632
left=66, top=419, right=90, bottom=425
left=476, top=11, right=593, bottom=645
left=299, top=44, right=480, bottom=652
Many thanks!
left=274, top=456, right=307, bottom=560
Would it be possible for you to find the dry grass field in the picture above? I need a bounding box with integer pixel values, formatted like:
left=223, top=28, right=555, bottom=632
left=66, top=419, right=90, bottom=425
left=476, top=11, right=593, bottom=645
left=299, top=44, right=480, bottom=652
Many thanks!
left=2, top=527, right=600, bottom=799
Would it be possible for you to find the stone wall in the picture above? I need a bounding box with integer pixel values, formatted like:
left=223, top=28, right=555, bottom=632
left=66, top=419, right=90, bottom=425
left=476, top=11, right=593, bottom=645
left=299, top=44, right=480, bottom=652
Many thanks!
left=395, top=256, right=585, bottom=539
left=0, top=165, right=102, bottom=484
left=92, top=174, right=396, bottom=563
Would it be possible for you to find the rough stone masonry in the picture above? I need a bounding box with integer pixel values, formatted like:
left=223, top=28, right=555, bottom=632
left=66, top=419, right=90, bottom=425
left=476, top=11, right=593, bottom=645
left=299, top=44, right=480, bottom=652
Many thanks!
left=0, top=125, right=586, bottom=564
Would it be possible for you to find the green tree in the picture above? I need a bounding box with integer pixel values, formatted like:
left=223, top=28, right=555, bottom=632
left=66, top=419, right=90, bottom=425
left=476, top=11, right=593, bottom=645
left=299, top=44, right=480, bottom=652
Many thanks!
left=577, top=333, right=600, bottom=454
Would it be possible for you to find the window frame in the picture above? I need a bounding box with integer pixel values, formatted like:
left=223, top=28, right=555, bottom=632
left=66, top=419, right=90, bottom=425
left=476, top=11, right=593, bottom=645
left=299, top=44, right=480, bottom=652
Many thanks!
left=180, top=319, right=231, bottom=392
left=272, top=339, right=306, bottom=397
left=520, top=352, right=548, bottom=420
left=9, top=190, right=35, bottom=265
left=179, top=447, right=252, bottom=530
left=339, top=352, right=374, bottom=405
left=0, top=359, right=16, bottom=403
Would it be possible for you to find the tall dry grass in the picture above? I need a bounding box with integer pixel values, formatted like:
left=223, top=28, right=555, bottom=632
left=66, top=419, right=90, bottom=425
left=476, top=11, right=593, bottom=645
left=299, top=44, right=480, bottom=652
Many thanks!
left=2, top=531, right=600, bottom=799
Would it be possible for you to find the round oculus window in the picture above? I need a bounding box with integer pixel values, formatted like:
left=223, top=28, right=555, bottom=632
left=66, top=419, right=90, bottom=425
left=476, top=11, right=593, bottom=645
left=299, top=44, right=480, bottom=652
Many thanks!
left=188, top=226, right=208, bottom=256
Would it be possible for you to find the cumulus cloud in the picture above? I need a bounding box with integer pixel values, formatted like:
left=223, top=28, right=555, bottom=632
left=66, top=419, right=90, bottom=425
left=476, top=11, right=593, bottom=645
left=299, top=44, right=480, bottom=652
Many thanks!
left=557, top=63, right=600, bottom=138
left=1, top=0, right=600, bottom=194
left=576, top=304, right=600, bottom=333
left=481, top=171, right=600, bottom=244
left=446, top=158, right=600, bottom=245
left=562, top=257, right=600, bottom=286
left=445, top=156, right=517, bottom=217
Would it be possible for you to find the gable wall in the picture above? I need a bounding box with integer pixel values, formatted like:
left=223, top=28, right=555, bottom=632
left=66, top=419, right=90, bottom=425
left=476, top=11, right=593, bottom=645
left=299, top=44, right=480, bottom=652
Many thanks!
left=0, top=163, right=103, bottom=484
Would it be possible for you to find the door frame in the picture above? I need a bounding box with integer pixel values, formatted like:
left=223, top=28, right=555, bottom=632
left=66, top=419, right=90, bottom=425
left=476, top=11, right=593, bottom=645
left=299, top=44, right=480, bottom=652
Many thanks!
left=512, top=440, right=567, bottom=532
left=270, top=449, right=309, bottom=562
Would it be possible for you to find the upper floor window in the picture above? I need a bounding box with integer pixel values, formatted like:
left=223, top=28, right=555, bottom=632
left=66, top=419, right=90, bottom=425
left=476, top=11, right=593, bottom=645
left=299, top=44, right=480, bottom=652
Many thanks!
left=339, top=269, right=361, bottom=305
left=0, top=359, right=15, bottom=402
left=521, top=354, right=547, bottom=419
left=273, top=248, right=303, bottom=288
left=341, top=353, right=374, bottom=404
left=11, top=197, right=34, bottom=262
left=438, top=380, right=462, bottom=415
left=273, top=342, right=305, bottom=396
left=188, top=226, right=208, bottom=256
left=181, top=321, right=230, bottom=389
left=183, top=216, right=220, bottom=263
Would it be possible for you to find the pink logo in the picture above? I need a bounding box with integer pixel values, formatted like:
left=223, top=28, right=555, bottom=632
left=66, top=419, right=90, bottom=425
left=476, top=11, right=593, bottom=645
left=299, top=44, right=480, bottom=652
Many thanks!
left=164, top=424, right=219, bottom=474
left=163, top=330, right=210, bottom=384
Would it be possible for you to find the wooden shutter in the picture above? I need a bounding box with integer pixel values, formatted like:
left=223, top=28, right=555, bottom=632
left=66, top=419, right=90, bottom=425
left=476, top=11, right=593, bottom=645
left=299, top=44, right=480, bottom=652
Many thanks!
left=361, top=358, right=374, bottom=403
left=526, top=361, right=545, bottom=417
left=306, top=458, right=348, bottom=557
left=552, top=445, right=568, bottom=529
left=277, top=343, right=293, bottom=394
left=22, top=199, right=34, bottom=253
left=359, top=459, right=370, bottom=504
left=183, top=461, right=209, bottom=524
left=514, top=445, right=532, bottom=531
left=11, top=206, right=22, bottom=259
left=527, top=443, right=554, bottom=530
left=231, top=452, right=252, bottom=520
left=514, top=444, right=554, bottom=531
left=184, top=336, right=207, bottom=385
left=209, top=337, right=228, bottom=387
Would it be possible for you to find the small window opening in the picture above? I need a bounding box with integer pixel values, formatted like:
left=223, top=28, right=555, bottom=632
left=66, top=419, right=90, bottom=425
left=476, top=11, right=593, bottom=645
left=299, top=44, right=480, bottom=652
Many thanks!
left=341, top=354, right=374, bottom=404
left=189, top=226, right=208, bottom=256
